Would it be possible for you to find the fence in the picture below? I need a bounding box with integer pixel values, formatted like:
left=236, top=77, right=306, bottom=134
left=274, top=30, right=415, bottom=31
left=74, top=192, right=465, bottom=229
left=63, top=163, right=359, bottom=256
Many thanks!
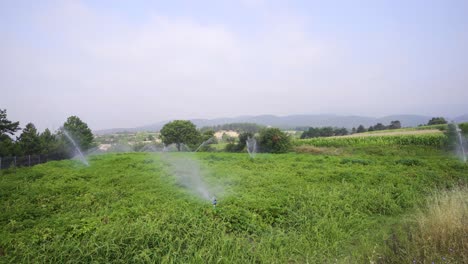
left=0, top=154, right=66, bottom=170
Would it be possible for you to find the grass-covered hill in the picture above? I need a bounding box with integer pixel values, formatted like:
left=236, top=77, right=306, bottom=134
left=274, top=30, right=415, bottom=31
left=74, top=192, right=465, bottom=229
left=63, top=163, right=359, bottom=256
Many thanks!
left=1, top=145, right=467, bottom=263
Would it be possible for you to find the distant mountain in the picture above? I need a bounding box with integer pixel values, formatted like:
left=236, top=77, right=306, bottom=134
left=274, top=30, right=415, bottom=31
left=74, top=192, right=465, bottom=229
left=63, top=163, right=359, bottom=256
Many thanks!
left=94, top=114, right=448, bottom=135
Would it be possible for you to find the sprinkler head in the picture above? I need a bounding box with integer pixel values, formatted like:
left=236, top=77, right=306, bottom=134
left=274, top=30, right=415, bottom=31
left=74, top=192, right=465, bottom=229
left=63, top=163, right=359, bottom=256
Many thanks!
left=212, top=196, right=217, bottom=207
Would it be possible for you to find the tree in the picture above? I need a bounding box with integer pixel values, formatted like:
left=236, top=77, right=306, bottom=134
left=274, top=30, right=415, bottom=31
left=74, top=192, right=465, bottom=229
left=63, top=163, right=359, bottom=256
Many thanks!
left=428, top=117, right=447, bottom=125
left=356, top=125, right=366, bottom=133
left=61, top=116, right=94, bottom=151
left=39, top=128, right=59, bottom=155
left=0, top=109, right=21, bottom=157
left=373, top=123, right=386, bottom=131
left=258, top=128, right=291, bottom=153
left=0, top=109, right=20, bottom=137
left=160, top=120, right=201, bottom=151
left=351, top=127, right=357, bottom=134
left=389, top=120, right=401, bottom=129
left=17, top=123, right=41, bottom=155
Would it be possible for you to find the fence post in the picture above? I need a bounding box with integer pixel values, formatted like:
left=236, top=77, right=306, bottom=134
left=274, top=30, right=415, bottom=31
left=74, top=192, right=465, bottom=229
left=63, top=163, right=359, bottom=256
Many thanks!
left=39, top=155, right=41, bottom=164
left=28, top=155, right=31, bottom=167
left=0, top=157, right=2, bottom=170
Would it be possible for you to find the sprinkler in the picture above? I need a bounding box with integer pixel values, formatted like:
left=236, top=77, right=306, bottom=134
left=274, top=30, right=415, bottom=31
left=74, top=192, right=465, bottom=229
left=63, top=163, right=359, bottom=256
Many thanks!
left=212, top=196, right=217, bottom=208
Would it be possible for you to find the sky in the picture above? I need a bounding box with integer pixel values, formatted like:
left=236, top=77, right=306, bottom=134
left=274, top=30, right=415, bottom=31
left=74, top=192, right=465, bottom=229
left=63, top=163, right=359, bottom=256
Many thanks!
left=1, top=0, right=467, bottom=131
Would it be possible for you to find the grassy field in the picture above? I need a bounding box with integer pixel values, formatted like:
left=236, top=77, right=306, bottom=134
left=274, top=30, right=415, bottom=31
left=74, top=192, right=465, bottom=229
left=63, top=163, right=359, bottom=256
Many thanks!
left=1, top=144, right=467, bottom=263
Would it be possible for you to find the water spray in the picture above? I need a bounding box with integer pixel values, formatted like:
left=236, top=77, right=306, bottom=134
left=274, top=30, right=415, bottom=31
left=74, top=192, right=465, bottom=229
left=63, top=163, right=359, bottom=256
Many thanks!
left=455, top=124, right=467, bottom=163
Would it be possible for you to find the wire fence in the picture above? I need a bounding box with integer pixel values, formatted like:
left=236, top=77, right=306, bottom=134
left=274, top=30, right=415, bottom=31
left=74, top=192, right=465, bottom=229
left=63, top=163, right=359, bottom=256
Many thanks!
left=0, top=154, right=66, bottom=170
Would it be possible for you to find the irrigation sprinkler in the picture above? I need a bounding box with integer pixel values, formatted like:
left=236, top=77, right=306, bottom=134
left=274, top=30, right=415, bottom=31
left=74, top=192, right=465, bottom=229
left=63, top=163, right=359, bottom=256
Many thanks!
left=212, top=196, right=217, bottom=208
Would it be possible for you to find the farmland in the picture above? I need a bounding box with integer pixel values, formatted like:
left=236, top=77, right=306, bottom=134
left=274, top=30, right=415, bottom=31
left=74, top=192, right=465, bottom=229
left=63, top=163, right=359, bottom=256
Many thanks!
left=1, top=143, right=467, bottom=263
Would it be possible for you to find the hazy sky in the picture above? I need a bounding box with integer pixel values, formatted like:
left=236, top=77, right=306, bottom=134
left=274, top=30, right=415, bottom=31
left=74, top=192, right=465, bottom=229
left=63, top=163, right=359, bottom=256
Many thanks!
left=1, top=0, right=467, bottom=131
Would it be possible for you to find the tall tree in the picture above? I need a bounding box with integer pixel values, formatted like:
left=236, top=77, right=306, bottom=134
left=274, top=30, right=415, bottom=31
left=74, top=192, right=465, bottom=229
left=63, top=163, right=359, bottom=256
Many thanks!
left=39, top=128, right=58, bottom=155
left=17, top=123, right=41, bottom=155
left=356, top=125, right=366, bottom=133
left=160, top=120, right=201, bottom=151
left=0, top=109, right=20, bottom=137
left=61, top=116, right=94, bottom=151
left=0, top=109, right=21, bottom=157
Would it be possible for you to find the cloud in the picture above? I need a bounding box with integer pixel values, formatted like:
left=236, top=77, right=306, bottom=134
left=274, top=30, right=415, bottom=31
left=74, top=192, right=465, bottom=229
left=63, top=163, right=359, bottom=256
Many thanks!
left=1, top=0, right=467, bottom=130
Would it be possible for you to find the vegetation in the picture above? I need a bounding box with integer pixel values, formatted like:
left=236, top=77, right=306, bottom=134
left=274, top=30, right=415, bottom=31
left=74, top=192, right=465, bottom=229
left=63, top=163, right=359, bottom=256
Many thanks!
left=0, top=110, right=94, bottom=160
left=224, top=132, right=253, bottom=152
left=258, top=128, right=291, bottom=153
left=0, top=144, right=466, bottom=263
left=428, top=117, right=448, bottom=125
left=376, top=187, right=468, bottom=263
left=0, top=109, right=21, bottom=156
left=300, top=126, right=348, bottom=139
left=61, top=116, right=94, bottom=151
left=355, top=120, right=402, bottom=133
left=160, top=120, right=201, bottom=151
left=296, top=133, right=446, bottom=148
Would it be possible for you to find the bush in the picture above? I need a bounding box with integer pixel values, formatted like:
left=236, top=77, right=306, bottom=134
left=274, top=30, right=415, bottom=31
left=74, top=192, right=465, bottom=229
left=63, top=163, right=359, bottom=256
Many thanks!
left=258, top=128, right=291, bottom=153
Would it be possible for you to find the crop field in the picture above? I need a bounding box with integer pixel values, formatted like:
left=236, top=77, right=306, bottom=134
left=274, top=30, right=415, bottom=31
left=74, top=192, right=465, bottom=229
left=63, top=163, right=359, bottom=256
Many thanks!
left=1, top=144, right=467, bottom=263
left=296, top=133, right=447, bottom=148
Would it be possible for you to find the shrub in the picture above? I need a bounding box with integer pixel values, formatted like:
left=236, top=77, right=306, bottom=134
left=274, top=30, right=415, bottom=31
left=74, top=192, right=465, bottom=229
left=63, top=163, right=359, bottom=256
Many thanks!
left=258, top=128, right=291, bottom=153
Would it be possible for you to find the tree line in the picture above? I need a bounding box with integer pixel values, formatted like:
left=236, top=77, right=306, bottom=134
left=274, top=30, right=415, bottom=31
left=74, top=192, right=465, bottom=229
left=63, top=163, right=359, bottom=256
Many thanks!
left=0, top=109, right=94, bottom=159
left=161, top=120, right=291, bottom=153
left=200, top=123, right=265, bottom=134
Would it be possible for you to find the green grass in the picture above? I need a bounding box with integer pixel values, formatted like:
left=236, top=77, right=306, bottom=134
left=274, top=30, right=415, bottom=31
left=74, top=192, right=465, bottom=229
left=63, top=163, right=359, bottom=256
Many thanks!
left=1, top=146, right=467, bottom=263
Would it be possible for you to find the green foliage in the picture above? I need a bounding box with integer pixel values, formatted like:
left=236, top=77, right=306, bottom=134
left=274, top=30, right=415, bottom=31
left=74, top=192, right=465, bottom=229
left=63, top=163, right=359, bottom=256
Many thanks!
left=389, top=120, right=401, bottom=129
left=258, top=128, right=291, bottom=153
left=0, top=109, right=20, bottom=137
left=428, top=117, right=447, bottom=125
left=300, top=126, right=348, bottom=139
left=296, top=133, right=446, bottom=148
left=61, top=116, right=94, bottom=151
left=357, top=125, right=366, bottom=133
left=395, top=158, right=423, bottom=166
left=0, top=109, right=21, bottom=157
left=0, top=147, right=466, bottom=263
left=17, top=123, right=41, bottom=155
left=160, top=120, right=201, bottom=151
left=459, top=122, right=468, bottom=135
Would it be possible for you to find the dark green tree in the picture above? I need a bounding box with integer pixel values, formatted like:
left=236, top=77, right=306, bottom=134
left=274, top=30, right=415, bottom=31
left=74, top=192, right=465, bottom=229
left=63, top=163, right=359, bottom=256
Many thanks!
left=0, top=109, right=20, bottom=137
left=160, top=120, right=201, bottom=151
left=389, top=120, right=402, bottom=129
left=39, top=128, right=59, bottom=155
left=235, top=132, right=254, bottom=151
left=356, top=125, right=366, bottom=133
left=428, top=117, right=447, bottom=125
left=0, top=109, right=21, bottom=156
left=17, top=123, right=41, bottom=155
left=61, top=116, right=94, bottom=151
left=373, top=123, right=386, bottom=130
left=258, top=128, right=291, bottom=153
left=351, top=127, right=357, bottom=134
